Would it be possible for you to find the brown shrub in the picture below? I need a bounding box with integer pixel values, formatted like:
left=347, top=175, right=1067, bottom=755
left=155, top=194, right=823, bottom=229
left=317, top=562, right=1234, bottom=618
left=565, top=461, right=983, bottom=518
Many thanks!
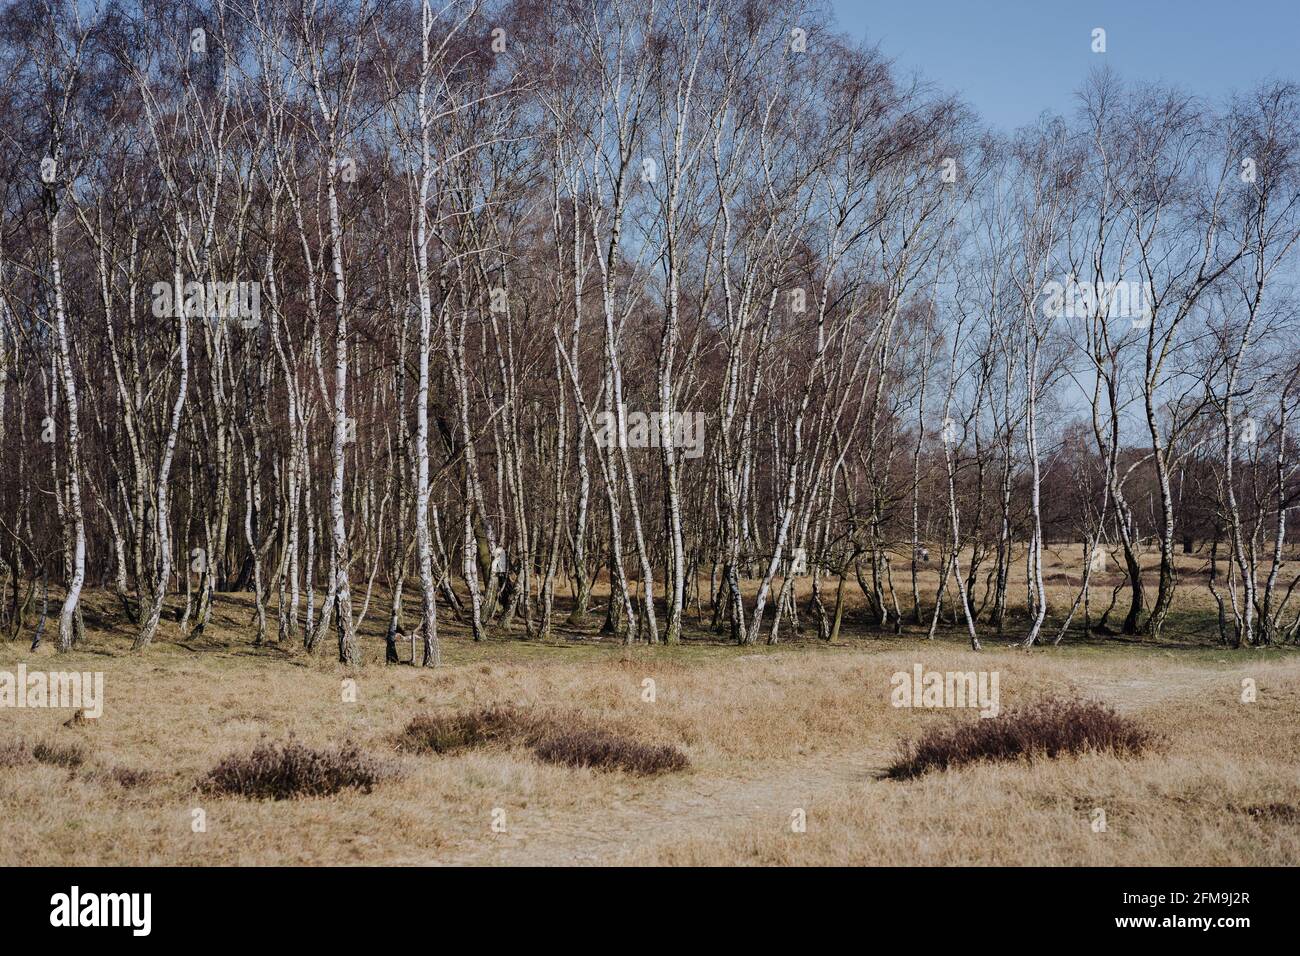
left=397, top=706, right=543, bottom=754
left=532, top=728, right=689, bottom=775
left=887, top=695, right=1160, bottom=780
left=31, top=740, right=87, bottom=769
left=400, top=706, right=689, bottom=776
left=200, top=740, right=395, bottom=800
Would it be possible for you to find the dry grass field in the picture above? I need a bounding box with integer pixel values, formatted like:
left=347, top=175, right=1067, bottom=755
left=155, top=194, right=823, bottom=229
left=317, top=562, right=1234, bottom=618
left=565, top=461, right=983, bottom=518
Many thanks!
left=2, top=545, right=1298, bottom=867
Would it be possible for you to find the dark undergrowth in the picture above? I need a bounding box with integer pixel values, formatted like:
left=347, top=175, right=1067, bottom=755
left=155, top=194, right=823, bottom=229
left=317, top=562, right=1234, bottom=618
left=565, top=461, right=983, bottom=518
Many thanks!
left=887, top=695, right=1161, bottom=780
left=398, top=705, right=689, bottom=776
left=200, top=740, right=396, bottom=799
left=533, top=728, right=690, bottom=775
left=3, top=737, right=157, bottom=789
left=31, top=740, right=87, bottom=769
left=0, top=738, right=89, bottom=770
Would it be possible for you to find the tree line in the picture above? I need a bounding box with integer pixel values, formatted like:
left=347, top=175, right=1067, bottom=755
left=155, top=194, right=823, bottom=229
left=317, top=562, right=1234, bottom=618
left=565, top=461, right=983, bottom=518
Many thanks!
left=1, top=0, right=1298, bottom=663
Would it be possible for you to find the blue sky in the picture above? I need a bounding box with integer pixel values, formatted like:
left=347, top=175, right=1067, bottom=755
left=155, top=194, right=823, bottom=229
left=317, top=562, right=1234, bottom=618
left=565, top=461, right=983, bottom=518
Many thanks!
left=830, top=0, right=1300, bottom=131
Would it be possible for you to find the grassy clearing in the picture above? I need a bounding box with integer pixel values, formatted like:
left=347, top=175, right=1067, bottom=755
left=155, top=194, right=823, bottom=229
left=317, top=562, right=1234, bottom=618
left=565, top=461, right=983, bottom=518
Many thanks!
left=1, top=545, right=1297, bottom=865
left=1, top=615, right=1296, bottom=865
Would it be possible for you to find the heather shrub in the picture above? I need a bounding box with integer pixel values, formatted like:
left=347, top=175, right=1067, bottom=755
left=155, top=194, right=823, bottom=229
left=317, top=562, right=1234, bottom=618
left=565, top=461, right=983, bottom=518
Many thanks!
left=201, top=740, right=394, bottom=799
left=31, top=740, right=87, bottom=769
left=400, top=706, right=689, bottom=775
left=887, top=695, right=1160, bottom=780
left=532, top=728, right=689, bottom=776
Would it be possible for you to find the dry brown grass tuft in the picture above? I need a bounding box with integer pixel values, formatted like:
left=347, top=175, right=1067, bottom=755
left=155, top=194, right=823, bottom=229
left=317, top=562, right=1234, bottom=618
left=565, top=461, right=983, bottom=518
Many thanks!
left=200, top=740, right=396, bottom=800
left=887, top=696, right=1161, bottom=779
left=397, top=706, right=543, bottom=754
left=0, top=740, right=32, bottom=768
left=103, top=766, right=161, bottom=789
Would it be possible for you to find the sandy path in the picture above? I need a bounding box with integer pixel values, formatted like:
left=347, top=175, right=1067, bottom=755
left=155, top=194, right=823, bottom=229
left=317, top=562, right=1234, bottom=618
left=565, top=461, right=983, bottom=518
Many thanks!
left=430, top=746, right=892, bottom=866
